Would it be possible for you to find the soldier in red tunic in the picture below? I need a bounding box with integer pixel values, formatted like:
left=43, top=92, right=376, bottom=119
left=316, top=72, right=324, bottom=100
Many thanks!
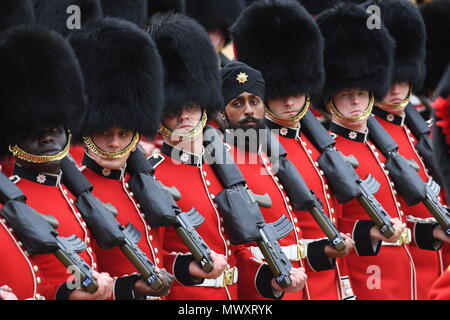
left=231, top=0, right=356, bottom=300
left=68, top=17, right=176, bottom=299
left=318, top=2, right=448, bottom=299
left=146, top=13, right=235, bottom=300
left=361, top=0, right=449, bottom=299
left=0, top=24, right=168, bottom=300
left=220, top=61, right=316, bottom=300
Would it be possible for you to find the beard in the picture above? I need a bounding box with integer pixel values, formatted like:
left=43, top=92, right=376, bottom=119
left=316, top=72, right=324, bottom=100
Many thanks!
left=225, top=115, right=266, bottom=153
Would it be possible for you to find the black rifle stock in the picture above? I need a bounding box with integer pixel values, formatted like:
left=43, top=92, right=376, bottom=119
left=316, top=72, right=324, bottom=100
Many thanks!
left=126, top=150, right=214, bottom=273
left=301, top=111, right=395, bottom=237
left=0, top=200, right=98, bottom=293
left=264, top=129, right=347, bottom=251
left=60, top=158, right=163, bottom=290
left=367, top=116, right=450, bottom=235
left=205, top=126, right=294, bottom=288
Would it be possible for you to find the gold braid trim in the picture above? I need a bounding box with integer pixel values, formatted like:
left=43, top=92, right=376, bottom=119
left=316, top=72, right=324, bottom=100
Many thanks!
left=9, top=133, right=72, bottom=163
left=265, top=95, right=310, bottom=127
left=377, top=88, right=411, bottom=109
left=83, top=133, right=140, bottom=159
left=326, top=93, right=374, bottom=122
left=159, top=110, right=207, bottom=142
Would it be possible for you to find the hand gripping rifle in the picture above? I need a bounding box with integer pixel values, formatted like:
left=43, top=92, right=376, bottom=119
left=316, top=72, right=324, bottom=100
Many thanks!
left=367, top=116, right=450, bottom=235
left=301, top=111, right=395, bottom=237
left=0, top=173, right=97, bottom=292
left=60, top=158, right=163, bottom=290
left=204, top=126, right=294, bottom=288
left=125, top=149, right=214, bottom=273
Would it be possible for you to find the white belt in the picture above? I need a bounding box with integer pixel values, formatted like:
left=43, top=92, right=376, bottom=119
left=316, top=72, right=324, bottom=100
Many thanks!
left=381, top=228, right=411, bottom=247
left=195, top=267, right=238, bottom=288
left=250, top=242, right=306, bottom=262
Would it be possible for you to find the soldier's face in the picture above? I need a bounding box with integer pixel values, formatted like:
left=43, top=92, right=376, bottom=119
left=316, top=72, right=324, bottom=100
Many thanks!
left=15, top=125, right=67, bottom=173
left=162, top=104, right=203, bottom=135
left=332, top=89, right=370, bottom=128
left=89, top=127, right=135, bottom=170
left=267, top=95, right=306, bottom=120
left=223, top=92, right=265, bottom=130
left=380, top=82, right=410, bottom=112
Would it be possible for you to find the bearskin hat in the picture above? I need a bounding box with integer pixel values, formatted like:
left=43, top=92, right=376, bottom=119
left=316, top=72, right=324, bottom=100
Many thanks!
left=32, top=0, right=103, bottom=37
left=185, top=0, right=245, bottom=46
left=147, top=13, right=223, bottom=116
left=231, top=0, right=324, bottom=100
left=420, top=0, right=450, bottom=93
left=297, top=0, right=338, bottom=15
left=0, top=0, right=34, bottom=33
left=148, top=0, right=185, bottom=16
left=316, top=2, right=395, bottom=100
left=67, top=17, right=164, bottom=139
left=361, top=0, right=426, bottom=92
left=0, top=26, right=86, bottom=149
left=100, top=0, right=147, bottom=27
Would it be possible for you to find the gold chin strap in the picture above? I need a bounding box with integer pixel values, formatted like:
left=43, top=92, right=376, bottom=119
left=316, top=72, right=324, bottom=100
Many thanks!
left=83, top=133, right=140, bottom=160
left=9, top=132, right=72, bottom=164
left=326, top=93, right=374, bottom=122
left=377, top=88, right=412, bottom=109
left=265, top=95, right=310, bottom=127
left=159, top=110, right=208, bottom=142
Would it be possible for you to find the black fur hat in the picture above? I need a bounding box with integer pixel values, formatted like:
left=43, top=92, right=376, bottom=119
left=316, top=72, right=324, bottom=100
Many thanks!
left=185, top=0, right=245, bottom=46
left=420, top=0, right=450, bottom=93
left=148, top=0, right=185, bottom=16
left=297, top=0, right=338, bottom=15
left=362, top=0, right=426, bottom=92
left=317, top=2, right=395, bottom=100
left=0, top=0, right=34, bottom=33
left=0, top=26, right=86, bottom=148
left=32, top=0, right=103, bottom=37
left=100, top=0, right=147, bottom=27
left=68, top=17, right=164, bottom=139
left=147, top=13, right=223, bottom=116
left=231, top=0, right=325, bottom=100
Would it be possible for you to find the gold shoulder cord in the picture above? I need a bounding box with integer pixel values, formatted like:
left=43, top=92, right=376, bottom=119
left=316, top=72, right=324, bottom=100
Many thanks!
left=326, top=93, right=375, bottom=122
left=377, top=88, right=411, bottom=109
left=83, top=133, right=140, bottom=160
left=265, top=95, right=310, bottom=127
left=9, top=132, right=72, bottom=163
left=159, top=110, right=208, bottom=142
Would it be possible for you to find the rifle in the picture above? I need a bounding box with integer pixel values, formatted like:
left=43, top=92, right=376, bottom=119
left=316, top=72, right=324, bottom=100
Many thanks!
left=126, top=149, right=215, bottom=273
left=367, top=116, right=450, bottom=235
left=204, top=126, right=294, bottom=288
left=60, top=158, right=163, bottom=290
left=404, top=103, right=442, bottom=184
left=301, top=111, right=395, bottom=237
left=0, top=200, right=98, bottom=293
left=263, top=129, right=346, bottom=251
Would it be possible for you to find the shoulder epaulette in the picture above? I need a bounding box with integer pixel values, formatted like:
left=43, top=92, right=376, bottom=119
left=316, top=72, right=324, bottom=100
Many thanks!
left=147, top=152, right=165, bottom=169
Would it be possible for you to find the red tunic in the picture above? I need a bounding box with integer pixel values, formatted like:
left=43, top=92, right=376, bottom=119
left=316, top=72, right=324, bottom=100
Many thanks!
left=152, top=143, right=238, bottom=300
left=330, top=121, right=417, bottom=300
left=0, top=217, right=55, bottom=300
left=80, top=154, right=164, bottom=280
left=428, top=266, right=450, bottom=300
left=266, top=118, right=353, bottom=300
left=228, top=143, right=306, bottom=300
left=373, top=107, right=443, bottom=299
left=12, top=165, right=98, bottom=299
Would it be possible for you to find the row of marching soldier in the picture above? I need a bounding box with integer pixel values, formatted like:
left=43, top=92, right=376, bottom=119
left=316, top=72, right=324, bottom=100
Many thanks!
left=0, top=0, right=449, bottom=301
